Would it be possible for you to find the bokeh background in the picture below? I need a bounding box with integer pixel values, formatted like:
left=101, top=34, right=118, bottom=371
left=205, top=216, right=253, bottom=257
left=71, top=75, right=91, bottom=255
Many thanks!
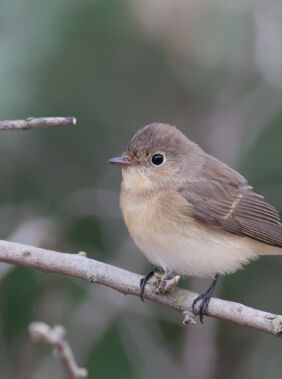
left=0, top=0, right=282, bottom=378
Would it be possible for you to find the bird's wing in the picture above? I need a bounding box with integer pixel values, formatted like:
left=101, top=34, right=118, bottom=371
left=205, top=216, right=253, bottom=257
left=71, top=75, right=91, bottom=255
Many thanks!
left=178, top=178, right=282, bottom=247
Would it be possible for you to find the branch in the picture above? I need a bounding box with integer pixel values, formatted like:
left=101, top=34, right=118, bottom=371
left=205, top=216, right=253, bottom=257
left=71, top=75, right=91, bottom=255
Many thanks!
left=29, top=322, right=87, bottom=379
left=0, top=240, right=282, bottom=338
left=0, top=117, right=77, bottom=131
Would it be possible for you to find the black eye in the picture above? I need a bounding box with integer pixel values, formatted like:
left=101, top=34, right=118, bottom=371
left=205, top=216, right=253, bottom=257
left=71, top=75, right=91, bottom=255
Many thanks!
left=151, top=154, right=164, bottom=166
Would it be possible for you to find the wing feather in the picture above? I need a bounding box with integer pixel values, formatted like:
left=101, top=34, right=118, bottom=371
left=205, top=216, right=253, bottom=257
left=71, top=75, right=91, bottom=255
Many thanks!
left=178, top=178, right=282, bottom=247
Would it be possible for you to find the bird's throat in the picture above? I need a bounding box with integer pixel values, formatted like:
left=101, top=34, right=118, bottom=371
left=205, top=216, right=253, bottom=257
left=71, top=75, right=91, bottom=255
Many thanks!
left=121, top=167, right=156, bottom=197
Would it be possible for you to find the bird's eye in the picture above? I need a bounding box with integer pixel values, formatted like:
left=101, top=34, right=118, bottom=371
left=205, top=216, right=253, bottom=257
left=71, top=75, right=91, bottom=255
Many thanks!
left=151, top=154, right=164, bottom=166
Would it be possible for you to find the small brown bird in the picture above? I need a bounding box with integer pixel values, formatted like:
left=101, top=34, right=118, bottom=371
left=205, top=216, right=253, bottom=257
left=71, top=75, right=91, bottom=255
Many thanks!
left=109, top=123, right=282, bottom=321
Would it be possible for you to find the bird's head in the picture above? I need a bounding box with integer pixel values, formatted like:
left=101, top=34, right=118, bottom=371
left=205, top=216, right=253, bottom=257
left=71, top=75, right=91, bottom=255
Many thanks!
left=108, top=123, right=202, bottom=191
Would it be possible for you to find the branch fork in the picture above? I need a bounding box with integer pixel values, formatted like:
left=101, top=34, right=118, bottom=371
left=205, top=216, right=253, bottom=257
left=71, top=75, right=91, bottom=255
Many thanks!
left=151, top=273, right=181, bottom=294
left=29, top=322, right=88, bottom=379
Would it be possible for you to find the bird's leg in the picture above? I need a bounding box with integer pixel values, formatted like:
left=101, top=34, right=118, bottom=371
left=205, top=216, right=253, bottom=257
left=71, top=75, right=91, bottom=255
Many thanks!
left=140, top=266, right=163, bottom=302
left=192, top=274, right=219, bottom=323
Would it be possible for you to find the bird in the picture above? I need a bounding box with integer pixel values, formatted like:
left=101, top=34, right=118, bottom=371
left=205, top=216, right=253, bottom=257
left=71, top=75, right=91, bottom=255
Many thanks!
left=108, top=123, right=282, bottom=322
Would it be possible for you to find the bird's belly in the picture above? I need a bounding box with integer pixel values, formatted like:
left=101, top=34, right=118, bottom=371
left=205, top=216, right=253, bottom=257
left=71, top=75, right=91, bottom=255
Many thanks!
left=121, top=193, right=259, bottom=278
left=133, top=225, right=260, bottom=277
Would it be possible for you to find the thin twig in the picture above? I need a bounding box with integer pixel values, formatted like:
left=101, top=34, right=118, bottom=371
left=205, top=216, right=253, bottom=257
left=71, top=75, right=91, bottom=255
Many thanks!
left=29, top=322, right=87, bottom=379
left=0, top=240, right=282, bottom=338
left=0, top=117, right=77, bottom=131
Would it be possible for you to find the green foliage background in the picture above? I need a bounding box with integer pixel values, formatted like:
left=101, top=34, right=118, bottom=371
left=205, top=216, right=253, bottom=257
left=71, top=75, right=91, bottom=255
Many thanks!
left=0, top=1, right=282, bottom=378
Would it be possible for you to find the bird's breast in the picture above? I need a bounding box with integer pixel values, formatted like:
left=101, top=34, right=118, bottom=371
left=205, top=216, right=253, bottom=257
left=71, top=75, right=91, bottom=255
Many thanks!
left=119, top=181, right=261, bottom=278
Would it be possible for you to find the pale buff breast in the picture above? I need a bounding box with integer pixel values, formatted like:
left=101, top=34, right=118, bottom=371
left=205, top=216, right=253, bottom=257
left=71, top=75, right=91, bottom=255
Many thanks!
left=119, top=169, right=279, bottom=278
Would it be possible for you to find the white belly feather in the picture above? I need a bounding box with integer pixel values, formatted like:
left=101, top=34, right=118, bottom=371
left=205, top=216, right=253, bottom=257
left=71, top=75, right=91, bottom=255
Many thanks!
left=131, top=218, right=260, bottom=278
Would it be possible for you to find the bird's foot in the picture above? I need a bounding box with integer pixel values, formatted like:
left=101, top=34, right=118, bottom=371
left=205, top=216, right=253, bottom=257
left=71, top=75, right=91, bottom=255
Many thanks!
left=192, top=274, right=219, bottom=323
left=140, top=268, right=180, bottom=301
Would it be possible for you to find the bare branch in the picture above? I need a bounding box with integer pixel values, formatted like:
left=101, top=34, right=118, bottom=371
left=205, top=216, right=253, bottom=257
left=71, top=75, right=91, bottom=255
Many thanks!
left=1, top=240, right=282, bottom=338
left=29, top=322, right=87, bottom=379
left=0, top=117, right=77, bottom=131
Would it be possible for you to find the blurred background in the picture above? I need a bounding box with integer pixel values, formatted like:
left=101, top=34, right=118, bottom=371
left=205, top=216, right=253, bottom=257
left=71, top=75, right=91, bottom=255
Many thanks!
left=0, top=0, right=282, bottom=378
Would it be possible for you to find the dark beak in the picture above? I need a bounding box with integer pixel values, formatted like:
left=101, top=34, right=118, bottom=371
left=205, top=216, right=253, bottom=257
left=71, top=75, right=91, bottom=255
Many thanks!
left=108, top=156, right=138, bottom=167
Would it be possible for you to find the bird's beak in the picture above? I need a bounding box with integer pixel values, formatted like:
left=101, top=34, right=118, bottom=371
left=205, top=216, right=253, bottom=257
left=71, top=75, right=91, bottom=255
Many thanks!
left=108, top=156, right=138, bottom=167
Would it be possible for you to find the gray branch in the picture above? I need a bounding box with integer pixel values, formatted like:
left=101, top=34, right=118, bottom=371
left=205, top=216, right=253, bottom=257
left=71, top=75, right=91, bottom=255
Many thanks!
left=29, top=322, right=87, bottom=379
left=0, top=240, right=281, bottom=338
left=0, top=117, right=77, bottom=131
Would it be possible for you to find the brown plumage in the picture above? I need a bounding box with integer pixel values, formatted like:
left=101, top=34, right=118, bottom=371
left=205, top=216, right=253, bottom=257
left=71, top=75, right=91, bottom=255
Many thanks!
left=126, top=123, right=282, bottom=247
left=178, top=156, right=282, bottom=247
left=109, top=122, right=282, bottom=279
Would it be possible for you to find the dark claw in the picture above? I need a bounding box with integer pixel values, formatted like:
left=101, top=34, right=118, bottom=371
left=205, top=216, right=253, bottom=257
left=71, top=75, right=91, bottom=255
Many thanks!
left=140, top=270, right=155, bottom=302
left=140, top=267, right=164, bottom=301
left=193, top=293, right=212, bottom=323
left=192, top=274, right=219, bottom=323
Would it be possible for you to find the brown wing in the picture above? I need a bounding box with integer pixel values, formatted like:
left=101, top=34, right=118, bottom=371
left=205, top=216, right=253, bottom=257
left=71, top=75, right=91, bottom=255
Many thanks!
left=178, top=178, right=282, bottom=247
